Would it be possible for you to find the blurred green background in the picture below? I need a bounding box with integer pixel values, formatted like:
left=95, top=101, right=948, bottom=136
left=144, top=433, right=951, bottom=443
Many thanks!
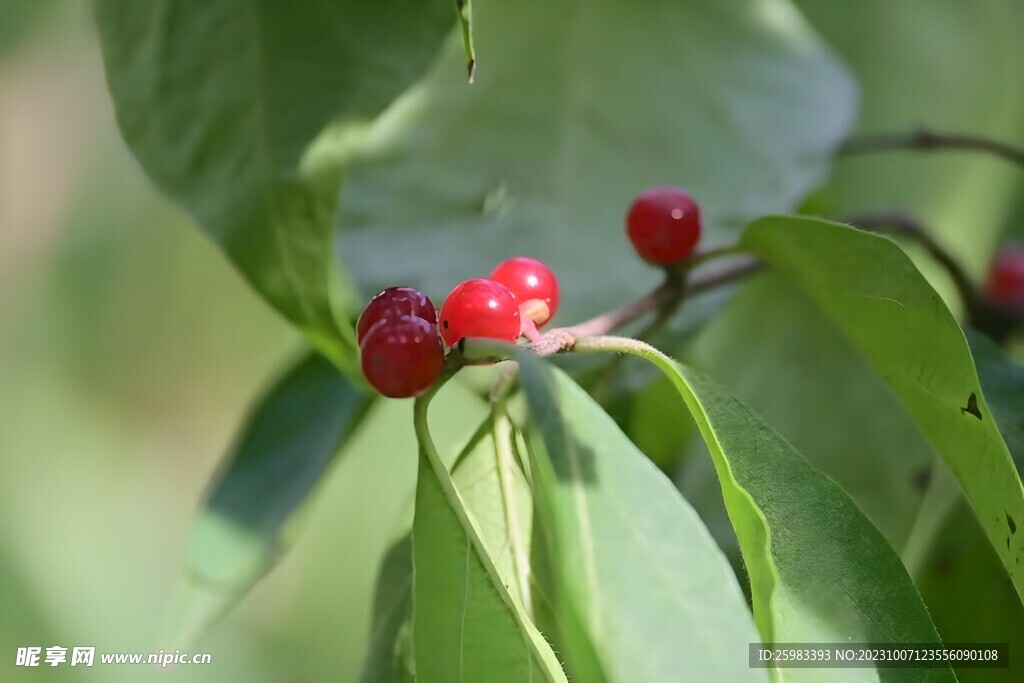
left=4, top=1, right=1024, bottom=681
left=0, top=5, right=491, bottom=681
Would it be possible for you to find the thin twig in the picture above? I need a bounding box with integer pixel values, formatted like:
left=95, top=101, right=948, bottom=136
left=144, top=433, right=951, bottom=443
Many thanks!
left=840, top=128, right=1024, bottom=168
left=525, top=257, right=761, bottom=356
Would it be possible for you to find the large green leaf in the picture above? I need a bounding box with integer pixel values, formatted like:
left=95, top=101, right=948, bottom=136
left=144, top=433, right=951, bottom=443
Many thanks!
left=913, top=333, right=1024, bottom=683
left=679, top=275, right=937, bottom=556
left=517, top=355, right=767, bottom=683
left=603, top=343, right=952, bottom=680
left=170, top=353, right=373, bottom=644
left=412, top=394, right=567, bottom=683
left=94, top=0, right=455, bottom=372
left=743, top=215, right=1024, bottom=601
left=795, top=0, right=1024, bottom=272
left=452, top=415, right=534, bottom=611
left=337, top=0, right=855, bottom=321
left=361, top=411, right=533, bottom=682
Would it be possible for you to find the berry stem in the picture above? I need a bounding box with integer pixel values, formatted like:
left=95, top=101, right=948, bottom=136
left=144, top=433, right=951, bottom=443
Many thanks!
left=840, top=128, right=1024, bottom=169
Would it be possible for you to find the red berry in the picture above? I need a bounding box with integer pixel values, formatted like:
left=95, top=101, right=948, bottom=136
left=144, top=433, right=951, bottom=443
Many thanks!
left=986, top=246, right=1024, bottom=307
left=439, top=278, right=521, bottom=347
left=357, top=286, right=437, bottom=345
left=360, top=316, right=444, bottom=398
left=626, top=187, right=702, bottom=264
left=490, top=257, right=560, bottom=327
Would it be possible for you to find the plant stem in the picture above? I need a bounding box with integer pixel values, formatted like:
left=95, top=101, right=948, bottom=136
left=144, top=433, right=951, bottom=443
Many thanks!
left=519, top=256, right=761, bottom=357
left=840, top=128, right=1024, bottom=168
left=572, top=335, right=663, bottom=357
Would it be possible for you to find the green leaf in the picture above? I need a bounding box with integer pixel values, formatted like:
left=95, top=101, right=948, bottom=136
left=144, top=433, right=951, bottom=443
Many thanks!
left=360, top=410, right=532, bottom=682
left=412, top=395, right=567, bottom=683
left=742, top=215, right=1024, bottom=602
left=359, top=535, right=415, bottom=683
left=917, top=500, right=1024, bottom=683
left=795, top=0, right=1024, bottom=272
left=338, top=0, right=855, bottom=322
left=452, top=413, right=534, bottom=611
left=170, top=353, right=373, bottom=645
left=681, top=275, right=937, bottom=554
left=914, top=333, right=1024, bottom=682
left=94, top=0, right=455, bottom=372
left=0, top=0, right=56, bottom=55
left=517, top=355, right=767, bottom=683
left=606, top=342, right=952, bottom=679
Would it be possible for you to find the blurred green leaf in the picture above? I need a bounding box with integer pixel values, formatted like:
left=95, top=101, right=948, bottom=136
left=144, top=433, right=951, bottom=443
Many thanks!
left=518, top=355, right=767, bottom=683
left=359, top=535, right=414, bottom=683
left=337, top=0, right=855, bottom=322
left=171, top=353, right=373, bottom=645
left=743, top=215, right=1024, bottom=603
left=0, top=0, right=56, bottom=55
left=624, top=347, right=952, bottom=679
left=412, top=395, right=567, bottom=683
left=604, top=371, right=697, bottom=471
left=795, top=0, right=1024, bottom=271
left=94, top=0, right=455, bottom=373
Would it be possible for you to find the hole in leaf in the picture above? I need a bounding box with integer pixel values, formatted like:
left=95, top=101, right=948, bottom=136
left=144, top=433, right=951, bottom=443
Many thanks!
left=960, top=392, right=982, bottom=420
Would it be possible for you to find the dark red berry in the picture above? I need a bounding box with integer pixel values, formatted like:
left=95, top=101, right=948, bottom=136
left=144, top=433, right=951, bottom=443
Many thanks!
left=360, top=316, right=444, bottom=398
left=490, top=257, right=560, bottom=327
left=626, top=186, right=702, bottom=264
left=439, top=278, right=521, bottom=347
left=985, top=246, right=1024, bottom=307
left=357, top=286, right=436, bottom=345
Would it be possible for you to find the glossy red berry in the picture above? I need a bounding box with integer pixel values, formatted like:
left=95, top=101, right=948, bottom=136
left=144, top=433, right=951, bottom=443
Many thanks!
left=490, top=257, right=560, bottom=327
left=357, top=286, right=437, bottom=345
left=360, top=316, right=444, bottom=398
left=985, top=246, right=1024, bottom=307
left=439, top=278, right=521, bottom=347
left=626, top=186, right=702, bottom=264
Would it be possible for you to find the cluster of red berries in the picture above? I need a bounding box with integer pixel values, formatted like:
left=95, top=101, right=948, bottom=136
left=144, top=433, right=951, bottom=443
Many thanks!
left=359, top=186, right=703, bottom=397
left=358, top=257, right=560, bottom=397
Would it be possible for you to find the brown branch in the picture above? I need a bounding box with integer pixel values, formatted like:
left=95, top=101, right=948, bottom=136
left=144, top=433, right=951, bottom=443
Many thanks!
left=526, top=256, right=761, bottom=356
left=840, top=129, right=1024, bottom=168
